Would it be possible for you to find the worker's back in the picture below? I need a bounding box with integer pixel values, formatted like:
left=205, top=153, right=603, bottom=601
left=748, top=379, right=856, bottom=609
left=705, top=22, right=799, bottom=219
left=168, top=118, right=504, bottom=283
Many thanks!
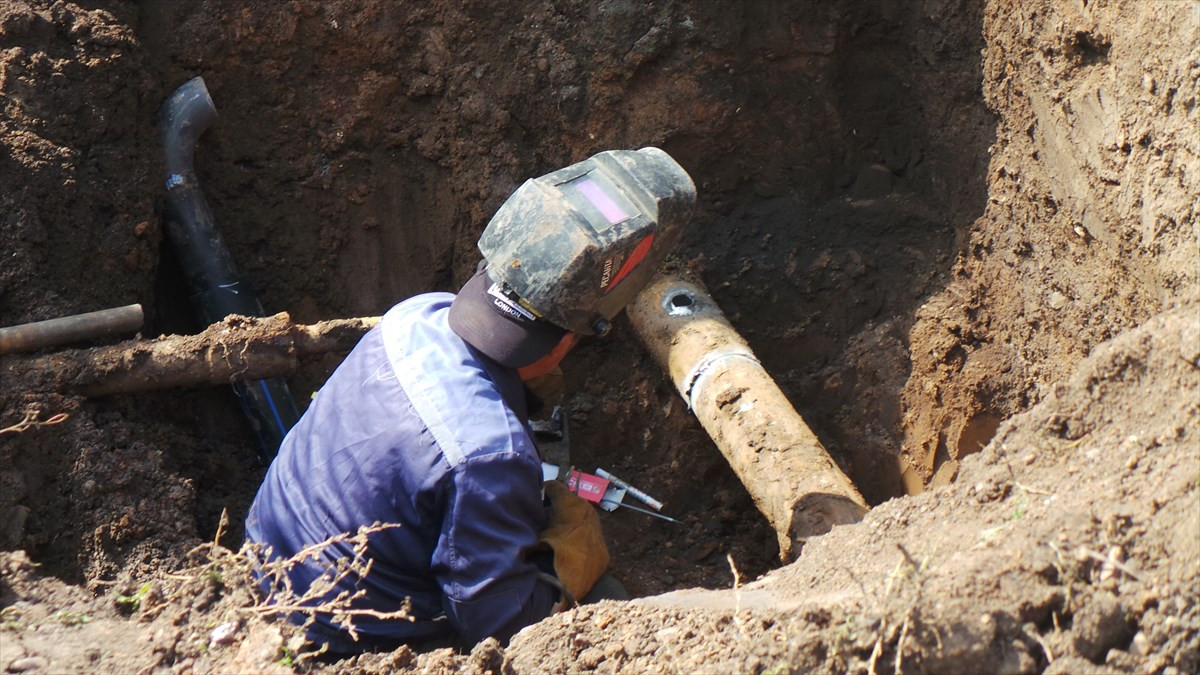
left=245, top=292, right=556, bottom=649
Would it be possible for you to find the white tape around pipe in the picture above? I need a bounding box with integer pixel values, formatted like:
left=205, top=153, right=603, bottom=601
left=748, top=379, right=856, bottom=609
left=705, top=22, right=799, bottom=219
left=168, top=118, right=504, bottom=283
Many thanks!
left=682, top=348, right=761, bottom=409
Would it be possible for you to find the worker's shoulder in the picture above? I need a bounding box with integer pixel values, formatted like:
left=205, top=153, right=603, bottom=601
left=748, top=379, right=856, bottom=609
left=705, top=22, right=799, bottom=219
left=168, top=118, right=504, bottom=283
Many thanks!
left=387, top=291, right=456, bottom=321
left=379, top=291, right=535, bottom=467
left=426, top=367, right=535, bottom=466
left=379, top=291, right=457, bottom=353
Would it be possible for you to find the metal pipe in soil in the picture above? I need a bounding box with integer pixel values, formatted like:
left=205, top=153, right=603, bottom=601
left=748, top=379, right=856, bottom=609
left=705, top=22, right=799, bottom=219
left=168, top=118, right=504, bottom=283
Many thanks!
left=0, top=304, right=143, bottom=355
left=627, top=274, right=869, bottom=561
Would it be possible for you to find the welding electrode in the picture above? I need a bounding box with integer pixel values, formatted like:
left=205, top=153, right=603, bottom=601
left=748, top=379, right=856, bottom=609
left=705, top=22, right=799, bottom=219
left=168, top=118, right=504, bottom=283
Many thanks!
left=594, top=468, right=664, bottom=511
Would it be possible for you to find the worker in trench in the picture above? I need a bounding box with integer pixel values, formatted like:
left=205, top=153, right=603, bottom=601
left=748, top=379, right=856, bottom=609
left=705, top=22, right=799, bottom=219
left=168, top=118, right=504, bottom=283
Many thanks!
left=244, top=148, right=696, bottom=653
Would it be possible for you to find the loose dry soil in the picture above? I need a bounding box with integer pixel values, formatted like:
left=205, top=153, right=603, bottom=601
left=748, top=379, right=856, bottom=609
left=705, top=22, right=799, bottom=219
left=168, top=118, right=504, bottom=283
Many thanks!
left=1, top=1, right=1197, bottom=673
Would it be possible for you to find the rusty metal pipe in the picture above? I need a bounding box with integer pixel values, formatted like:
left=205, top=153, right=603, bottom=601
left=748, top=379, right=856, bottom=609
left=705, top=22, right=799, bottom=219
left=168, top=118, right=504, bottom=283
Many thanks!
left=627, top=274, right=869, bottom=561
left=0, top=304, right=143, bottom=355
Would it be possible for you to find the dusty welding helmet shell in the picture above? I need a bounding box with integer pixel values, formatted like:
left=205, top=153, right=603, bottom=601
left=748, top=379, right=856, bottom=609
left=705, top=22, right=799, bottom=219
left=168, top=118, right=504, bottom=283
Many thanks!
left=448, top=266, right=568, bottom=369
left=479, top=147, right=696, bottom=334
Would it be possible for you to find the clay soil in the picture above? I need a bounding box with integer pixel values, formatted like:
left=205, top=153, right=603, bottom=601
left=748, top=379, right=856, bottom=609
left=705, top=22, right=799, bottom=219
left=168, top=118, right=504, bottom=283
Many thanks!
left=1, top=1, right=1197, bottom=673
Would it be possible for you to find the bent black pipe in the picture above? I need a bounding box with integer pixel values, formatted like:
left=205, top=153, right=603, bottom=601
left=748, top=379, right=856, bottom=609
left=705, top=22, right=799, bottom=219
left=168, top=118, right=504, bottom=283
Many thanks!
left=160, top=77, right=299, bottom=461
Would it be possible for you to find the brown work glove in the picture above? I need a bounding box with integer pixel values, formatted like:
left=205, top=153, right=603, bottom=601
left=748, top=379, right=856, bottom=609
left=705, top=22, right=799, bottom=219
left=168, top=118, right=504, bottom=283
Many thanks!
left=537, top=480, right=610, bottom=603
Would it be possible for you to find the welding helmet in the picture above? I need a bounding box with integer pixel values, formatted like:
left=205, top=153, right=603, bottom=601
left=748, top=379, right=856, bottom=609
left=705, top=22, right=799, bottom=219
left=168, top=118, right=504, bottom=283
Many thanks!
left=476, top=147, right=696, bottom=336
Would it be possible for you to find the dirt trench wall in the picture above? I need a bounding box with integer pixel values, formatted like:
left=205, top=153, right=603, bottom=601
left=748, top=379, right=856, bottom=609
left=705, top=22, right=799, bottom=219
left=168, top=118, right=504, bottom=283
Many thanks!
left=0, top=1, right=203, bottom=583
left=1, top=2, right=157, bottom=324
left=898, top=0, right=1200, bottom=485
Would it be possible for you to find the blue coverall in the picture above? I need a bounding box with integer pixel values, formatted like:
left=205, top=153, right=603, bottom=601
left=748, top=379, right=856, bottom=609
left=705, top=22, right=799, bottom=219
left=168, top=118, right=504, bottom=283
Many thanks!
left=245, top=293, right=558, bottom=649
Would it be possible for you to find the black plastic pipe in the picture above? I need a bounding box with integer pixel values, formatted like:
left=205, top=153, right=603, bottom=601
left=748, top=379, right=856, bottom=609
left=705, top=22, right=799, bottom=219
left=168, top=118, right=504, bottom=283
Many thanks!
left=160, top=76, right=299, bottom=460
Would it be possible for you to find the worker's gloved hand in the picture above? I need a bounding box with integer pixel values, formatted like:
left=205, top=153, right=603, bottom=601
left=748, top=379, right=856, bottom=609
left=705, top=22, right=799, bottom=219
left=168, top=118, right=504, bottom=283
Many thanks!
left=537, top=480, right=610, bottom=603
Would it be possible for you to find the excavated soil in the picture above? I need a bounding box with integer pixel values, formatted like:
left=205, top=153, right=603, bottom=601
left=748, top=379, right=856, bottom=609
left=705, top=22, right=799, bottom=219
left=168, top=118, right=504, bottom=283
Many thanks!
left=2, top=0, right=1197, bottom=673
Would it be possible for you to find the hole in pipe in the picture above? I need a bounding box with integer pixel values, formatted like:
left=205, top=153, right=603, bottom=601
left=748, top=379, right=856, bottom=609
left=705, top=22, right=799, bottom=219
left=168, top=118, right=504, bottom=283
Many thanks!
left=665, top=289, right=698, bottom=316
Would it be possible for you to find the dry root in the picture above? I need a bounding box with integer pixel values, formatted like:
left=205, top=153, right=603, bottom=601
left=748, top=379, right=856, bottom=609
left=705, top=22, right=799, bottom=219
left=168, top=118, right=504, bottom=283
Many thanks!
left=0, top=406, right=68, bottom=434
left=167, top=509, right=412, bottom=648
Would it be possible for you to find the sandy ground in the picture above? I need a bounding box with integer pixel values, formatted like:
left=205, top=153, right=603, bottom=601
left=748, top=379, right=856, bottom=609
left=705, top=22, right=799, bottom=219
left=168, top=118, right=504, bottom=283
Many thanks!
left=1, top=0, right=1197, bottom=672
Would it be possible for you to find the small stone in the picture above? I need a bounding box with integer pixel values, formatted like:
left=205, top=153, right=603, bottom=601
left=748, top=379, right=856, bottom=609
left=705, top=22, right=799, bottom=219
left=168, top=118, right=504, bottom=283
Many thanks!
left=1047, top=291, right=1068, bottom=310
left=1023, top=453, right=1037, bottom=465
left=7, top=656, right=50, bottom=672
left=209, top=620, right=240, bottom=646
left=1105, top=649, right=1140, bottom=669
left=1130, top=631, right=1150, bottom=656
left=1098, top=552, right=1128, bottom=585
left=656, top=626, right=681, bottom=642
